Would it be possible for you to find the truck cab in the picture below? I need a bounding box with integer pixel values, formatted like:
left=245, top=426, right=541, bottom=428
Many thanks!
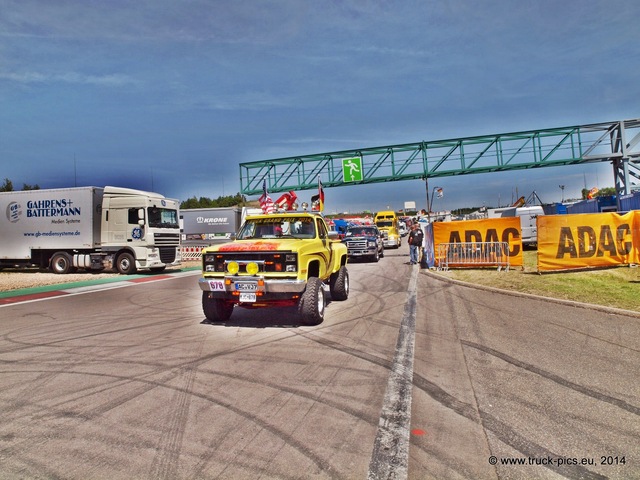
left=374, top=210, right=402, bottom=248
left=101, top=186, right=181, bottom=273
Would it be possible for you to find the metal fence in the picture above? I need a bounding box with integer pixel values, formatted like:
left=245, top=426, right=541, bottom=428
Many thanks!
left=436, top=242, right=510, bottom=271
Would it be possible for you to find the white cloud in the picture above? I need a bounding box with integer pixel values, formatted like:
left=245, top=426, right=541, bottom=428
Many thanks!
left=0, top=71, right=139, bottom=87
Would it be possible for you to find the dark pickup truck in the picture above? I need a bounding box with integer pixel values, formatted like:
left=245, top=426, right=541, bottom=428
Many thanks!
left=342, top=225, right=384, bottom=262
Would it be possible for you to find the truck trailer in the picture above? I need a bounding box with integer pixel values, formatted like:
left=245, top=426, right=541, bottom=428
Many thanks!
left=487, top=205, right=544, bottom=247
left=180, top=207, right=242, bottom=245
left=0, top=186, right=181, bottom=274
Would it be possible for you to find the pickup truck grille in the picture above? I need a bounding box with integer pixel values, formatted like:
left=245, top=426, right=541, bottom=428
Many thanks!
left=346, top=239, right=368, bottom=249
left=154, top=233, right=180, bottom=246
left=203, top=252, right=297, bottom=275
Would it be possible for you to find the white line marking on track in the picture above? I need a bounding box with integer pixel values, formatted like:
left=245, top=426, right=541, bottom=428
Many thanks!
left=367, top=265, right=418, bottom=480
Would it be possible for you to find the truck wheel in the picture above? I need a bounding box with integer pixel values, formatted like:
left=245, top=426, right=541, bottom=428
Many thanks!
left=372, top=249, right=380, bottom=262
left=202, top=292, right=234, bottom=322
left=298, top=277, right=325, bottom=325
left=50, top=252, right=73, bottom=274
left=116, top=252, right=137, bottom=275
left=329, top=266, right=349, bottom=301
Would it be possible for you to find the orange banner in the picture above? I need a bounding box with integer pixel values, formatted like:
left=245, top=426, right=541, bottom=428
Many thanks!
left=433, top=217, right=523, bottom=267
left=537, top=212, right=640, bottom=271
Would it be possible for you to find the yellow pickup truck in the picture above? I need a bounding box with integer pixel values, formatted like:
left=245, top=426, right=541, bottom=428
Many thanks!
left=198, top=211, right=349, bottom=325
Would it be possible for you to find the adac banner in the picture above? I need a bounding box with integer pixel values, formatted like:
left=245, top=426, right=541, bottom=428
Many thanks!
left=537, top=211, right=640, bottom=271
left=431, top=217, right=523, bottom=267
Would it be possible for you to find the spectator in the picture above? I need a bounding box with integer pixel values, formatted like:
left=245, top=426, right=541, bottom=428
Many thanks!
left=408, top=223, right=424, bottom=265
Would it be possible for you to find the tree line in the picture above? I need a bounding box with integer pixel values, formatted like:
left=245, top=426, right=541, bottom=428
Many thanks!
left=180, top=193, right=246, bottom=209
left=0, top=178, right=40, bottom=191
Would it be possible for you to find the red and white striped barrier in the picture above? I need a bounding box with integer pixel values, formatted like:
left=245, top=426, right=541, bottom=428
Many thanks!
left=181, top=246, right=204, bottom=261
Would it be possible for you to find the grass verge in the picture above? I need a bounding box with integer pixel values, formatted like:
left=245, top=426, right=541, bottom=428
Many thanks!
left=431, top=250, right=640, bottom=313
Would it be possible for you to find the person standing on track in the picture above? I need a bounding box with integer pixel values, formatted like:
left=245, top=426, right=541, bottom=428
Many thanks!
left=408, top=222, right=424, bottom=265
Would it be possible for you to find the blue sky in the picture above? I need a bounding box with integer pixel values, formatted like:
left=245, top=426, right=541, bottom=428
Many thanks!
left=2, top=0, right=639, bottom=213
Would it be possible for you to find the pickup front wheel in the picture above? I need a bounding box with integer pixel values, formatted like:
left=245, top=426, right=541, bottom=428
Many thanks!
left=202, top=293, right=234, bottom=322
left=299, top=277, right=325, bottom=325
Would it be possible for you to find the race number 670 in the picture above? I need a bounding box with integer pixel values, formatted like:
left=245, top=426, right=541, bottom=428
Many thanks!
left=208, top=280, right=225, bottom=291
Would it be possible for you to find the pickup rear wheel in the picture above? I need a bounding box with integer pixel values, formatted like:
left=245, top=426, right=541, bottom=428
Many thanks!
left=202, top=292, right=234, bottom=322
left=299, top=277, right=325, bottom=325
left=329, top=266, right=349, bottom=301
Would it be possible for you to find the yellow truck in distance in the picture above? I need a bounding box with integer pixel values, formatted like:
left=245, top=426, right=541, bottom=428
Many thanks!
left=374, top=210, right=402, bottom=248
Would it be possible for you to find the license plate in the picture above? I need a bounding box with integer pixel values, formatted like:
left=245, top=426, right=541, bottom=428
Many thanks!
left=239, top=292, right=256, bottom=303
left=235, top=282, right=258, bottom=291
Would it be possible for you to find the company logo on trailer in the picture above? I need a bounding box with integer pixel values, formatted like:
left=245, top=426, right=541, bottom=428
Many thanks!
left=6, top=202, right=22, bottom=223
left=25, top=198, right=81, bottom=218
left=197, top=216, right=229, bottom=224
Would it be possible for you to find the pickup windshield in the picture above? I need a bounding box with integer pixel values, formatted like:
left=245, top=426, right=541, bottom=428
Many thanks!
left=345, top=228, right=377, bottom=237
left=238, top=217, right=316, bottom=239
left=376, top=221, right=394, bottom=227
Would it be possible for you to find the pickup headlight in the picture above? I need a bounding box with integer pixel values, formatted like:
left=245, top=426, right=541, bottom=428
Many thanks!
left=246, top=262, right=259, bottom=275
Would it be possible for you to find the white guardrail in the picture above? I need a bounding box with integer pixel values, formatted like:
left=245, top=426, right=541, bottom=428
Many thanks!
left=436, top=242, right=510, bottom=271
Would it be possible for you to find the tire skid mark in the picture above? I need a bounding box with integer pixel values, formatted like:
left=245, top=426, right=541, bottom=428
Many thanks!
left=149, top=362, right=200, bottom=480
left=0, top=313, right=201, bottom=354
left=420, top=274, right=613, bottom=479
left=203, top=366, right=380, bottom=424
left=2, top=326, right=352, bottom=476
left=462, top=340, right=640, bottom=416
left=479, top=410, right=607, bottom=480
left=7, top=357, right=94, bottom=421
left=301, top=273, right=613, bottom=480
left=31, top=368, right=346, bottom=478
left=427, top=273, right=640, bottom=352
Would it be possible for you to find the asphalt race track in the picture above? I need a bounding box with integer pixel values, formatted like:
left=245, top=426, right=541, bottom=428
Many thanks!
left=0, top=244, right=638, bottom=479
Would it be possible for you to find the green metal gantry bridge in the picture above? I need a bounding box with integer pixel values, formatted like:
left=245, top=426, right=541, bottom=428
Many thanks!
left=239, top=119, right=640, bottom=206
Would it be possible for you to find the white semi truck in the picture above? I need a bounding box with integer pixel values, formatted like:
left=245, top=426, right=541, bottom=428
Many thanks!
left=0, top=186, right=182, bottom=274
